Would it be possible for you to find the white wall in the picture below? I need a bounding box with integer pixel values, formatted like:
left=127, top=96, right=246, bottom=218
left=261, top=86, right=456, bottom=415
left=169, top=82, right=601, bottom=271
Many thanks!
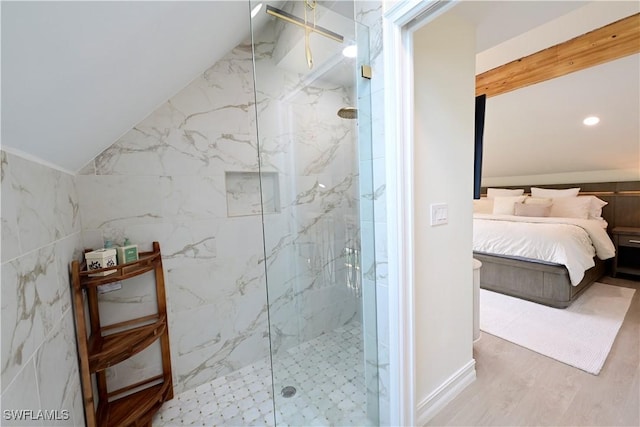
left=483, top=169, right=640, bottom=188
left=412, top=11, right=476, bottom=423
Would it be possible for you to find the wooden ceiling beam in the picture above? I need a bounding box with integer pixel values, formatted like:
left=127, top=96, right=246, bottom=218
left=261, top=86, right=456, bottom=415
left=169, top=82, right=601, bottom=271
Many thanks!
left=476, top=13, right=640, bottom=98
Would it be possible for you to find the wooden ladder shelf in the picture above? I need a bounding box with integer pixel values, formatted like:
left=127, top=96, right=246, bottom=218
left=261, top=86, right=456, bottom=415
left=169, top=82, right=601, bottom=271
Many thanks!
left=71, top=241, right=173, bottom=427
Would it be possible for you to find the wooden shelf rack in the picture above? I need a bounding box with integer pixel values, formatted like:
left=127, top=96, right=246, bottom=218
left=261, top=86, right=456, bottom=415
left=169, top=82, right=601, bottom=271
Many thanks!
left=71, top=241, right=173, bottom=427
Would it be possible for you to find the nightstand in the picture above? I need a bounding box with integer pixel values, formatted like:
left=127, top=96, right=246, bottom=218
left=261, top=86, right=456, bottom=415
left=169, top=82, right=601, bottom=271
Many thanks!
left=612, top=227, right=640, bottom=279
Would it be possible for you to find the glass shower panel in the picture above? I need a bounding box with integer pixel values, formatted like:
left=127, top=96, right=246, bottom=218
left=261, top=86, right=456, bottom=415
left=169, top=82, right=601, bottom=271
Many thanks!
left=249, top=1, right=378, bottom=425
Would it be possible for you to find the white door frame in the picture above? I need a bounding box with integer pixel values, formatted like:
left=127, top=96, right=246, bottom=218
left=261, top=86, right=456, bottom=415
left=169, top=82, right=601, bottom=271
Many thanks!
left=383, top=1, right=458, bottom=425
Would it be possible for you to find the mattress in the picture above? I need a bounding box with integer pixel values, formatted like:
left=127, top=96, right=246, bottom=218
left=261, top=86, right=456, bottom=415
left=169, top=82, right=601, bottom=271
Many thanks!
left=473, top=213, right=615, bottom=285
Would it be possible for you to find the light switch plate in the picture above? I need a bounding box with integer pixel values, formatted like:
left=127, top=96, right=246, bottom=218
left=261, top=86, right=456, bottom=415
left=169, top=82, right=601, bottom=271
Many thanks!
left=430, top=203, right=448, bottom=226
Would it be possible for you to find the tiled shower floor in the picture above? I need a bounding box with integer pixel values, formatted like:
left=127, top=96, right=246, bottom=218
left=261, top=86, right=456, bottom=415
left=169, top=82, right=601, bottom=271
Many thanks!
left=152, top=322, right=375, bottom=426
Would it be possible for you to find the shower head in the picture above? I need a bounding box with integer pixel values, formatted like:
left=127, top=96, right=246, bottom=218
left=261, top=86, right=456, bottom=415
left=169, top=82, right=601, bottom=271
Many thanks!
left=337, top=107, right=357, bottom=120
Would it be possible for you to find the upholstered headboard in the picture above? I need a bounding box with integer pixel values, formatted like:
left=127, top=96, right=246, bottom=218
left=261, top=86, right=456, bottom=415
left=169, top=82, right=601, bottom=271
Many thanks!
left=481, top=181, right=640, bottom=231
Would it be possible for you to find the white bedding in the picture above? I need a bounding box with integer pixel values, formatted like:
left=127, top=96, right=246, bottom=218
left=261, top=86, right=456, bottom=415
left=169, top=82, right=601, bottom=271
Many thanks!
left=473, top=214, right=616, bottom=285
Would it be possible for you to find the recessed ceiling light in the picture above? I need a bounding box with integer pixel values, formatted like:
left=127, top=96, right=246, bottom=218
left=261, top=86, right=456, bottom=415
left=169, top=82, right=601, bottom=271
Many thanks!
left=251, top=3, right=263, bottom=18
left=342, top=45, right=357, bottom=58
left=583, top=116, right=600, bottom=126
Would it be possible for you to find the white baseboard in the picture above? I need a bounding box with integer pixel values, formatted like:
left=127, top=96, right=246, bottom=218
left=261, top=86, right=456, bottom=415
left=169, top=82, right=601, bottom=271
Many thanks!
left=415, top=359, right=476, bottom=425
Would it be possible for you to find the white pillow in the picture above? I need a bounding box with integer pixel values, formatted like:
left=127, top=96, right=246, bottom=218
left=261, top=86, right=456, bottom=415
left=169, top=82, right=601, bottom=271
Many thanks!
left=473, top=198, right=494, bottom=214
left=492, top=196, right=527, bottom=215
left=580, top=195, right=608, bottom=219
left=549, top=197, right=591, bottom=219
left=524, top=197, right=552, bottom=205
left=487, top=188, right=525, bottom=199
left=531, top=187, right=580, bottom=198
left=514, top=202, right=551, bottom=217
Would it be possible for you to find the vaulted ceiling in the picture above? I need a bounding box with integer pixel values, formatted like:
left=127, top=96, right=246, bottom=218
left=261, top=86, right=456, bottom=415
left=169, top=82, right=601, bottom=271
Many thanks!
left=451, top=1, right=640, bottom=183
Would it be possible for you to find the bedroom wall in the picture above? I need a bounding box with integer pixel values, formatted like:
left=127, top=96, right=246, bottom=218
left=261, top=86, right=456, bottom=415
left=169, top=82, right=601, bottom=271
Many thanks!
left=1, top=150, right=85, bottom=426
left=412, top=12, right=476, bottom=423
left=482, top=170, right=640, bottom=188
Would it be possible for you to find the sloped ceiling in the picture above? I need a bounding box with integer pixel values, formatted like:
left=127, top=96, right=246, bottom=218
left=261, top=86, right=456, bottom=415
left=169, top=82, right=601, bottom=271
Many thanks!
left=451, top=0, right=588, bottom=53
left=1, top=1, right=250, bottom=172
left=483, top=54, right=639, bottom=179
left=451, top=0, right=640, bottom=183
left=2, top=1, right=639, bottom=178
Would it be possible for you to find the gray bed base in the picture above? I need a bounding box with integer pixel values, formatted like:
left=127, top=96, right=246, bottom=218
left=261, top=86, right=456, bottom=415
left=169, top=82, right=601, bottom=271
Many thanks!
left=473, top=252, right=607, bottom=308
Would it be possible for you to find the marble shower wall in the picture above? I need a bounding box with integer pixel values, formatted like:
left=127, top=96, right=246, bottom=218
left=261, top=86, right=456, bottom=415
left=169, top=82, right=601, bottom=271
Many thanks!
left=76, top=12, right=363, bottom=395
left=76, top=41, right=270, bottom=395
left=356, top=2, right=390, bottom=425
left=1, top=150, right=85, bottom=426
left=252, top=18, right=362, bottom=357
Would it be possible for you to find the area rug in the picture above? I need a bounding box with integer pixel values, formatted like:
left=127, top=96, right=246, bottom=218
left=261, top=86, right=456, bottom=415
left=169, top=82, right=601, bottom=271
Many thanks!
left=479, top=282, right=635, bottom=375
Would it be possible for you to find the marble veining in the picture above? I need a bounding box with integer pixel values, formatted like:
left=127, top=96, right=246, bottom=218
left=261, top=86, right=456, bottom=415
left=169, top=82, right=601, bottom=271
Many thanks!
left=164, top=236, right=217, bottom=260
left=0, top=150, right=85, bottom=426
left=105, top=342, right=164, bottom=393
left=76, top=1, right=379, bottom=416
left=1, top=151, right=22, bottom=263
left=356, top=3, right=383, bottom=63
left=93, top=44, right=259, bottom=178
left=2, top=153, right=80, bottom=255
left=226, top=172, right=279, bottom=216
left=35, top=311, right=81, bottom=417
left=355, top=1, right=389, bottom=423
left=2, top=245, right=58, bottom=392
left=1, top=2, right=388, bottom=425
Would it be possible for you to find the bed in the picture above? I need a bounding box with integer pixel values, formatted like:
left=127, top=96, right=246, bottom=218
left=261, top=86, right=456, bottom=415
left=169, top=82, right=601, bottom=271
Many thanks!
left=473, top=214, right=614, bottom=308
left=472, top=182, right=640, bottom=308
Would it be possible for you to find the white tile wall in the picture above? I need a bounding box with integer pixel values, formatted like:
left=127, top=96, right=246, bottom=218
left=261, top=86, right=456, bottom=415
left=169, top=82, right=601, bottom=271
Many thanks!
left=0, top=151, right=84, bottom=426
left=77, top=2, right=374, bottom=399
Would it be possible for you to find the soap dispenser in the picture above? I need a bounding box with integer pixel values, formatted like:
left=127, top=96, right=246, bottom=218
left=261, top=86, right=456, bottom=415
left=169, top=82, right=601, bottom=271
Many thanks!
left=117, top=238, right=139, bottom=264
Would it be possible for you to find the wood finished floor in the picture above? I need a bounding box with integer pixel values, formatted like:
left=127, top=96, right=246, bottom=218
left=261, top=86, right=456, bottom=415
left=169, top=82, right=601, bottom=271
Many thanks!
left=427, top=276, right=640, bottom=427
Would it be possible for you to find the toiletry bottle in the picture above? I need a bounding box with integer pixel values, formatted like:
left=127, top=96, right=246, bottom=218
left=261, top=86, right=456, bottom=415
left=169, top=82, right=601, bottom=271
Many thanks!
left=117, top=238, right=139, bottom=264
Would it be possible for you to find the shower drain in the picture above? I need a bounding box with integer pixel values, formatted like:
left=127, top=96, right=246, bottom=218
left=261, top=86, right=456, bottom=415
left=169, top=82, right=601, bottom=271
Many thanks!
left=281, top=386, right=297, bottom=398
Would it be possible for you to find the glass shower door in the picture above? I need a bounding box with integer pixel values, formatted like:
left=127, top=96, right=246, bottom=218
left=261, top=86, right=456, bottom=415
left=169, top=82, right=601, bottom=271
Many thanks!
left=249, top=1, right=378, bottom=425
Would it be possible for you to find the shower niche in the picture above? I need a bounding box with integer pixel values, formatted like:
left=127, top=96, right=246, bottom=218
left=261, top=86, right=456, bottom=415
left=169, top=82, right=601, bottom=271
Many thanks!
left=148, top=1, right=380, bottom=425
left=225, top=171, right=280, bottom=217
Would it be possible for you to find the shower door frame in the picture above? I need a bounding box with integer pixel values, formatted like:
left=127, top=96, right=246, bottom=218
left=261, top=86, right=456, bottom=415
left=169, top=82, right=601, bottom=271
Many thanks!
left=249, top=1, right=380, bottom=425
